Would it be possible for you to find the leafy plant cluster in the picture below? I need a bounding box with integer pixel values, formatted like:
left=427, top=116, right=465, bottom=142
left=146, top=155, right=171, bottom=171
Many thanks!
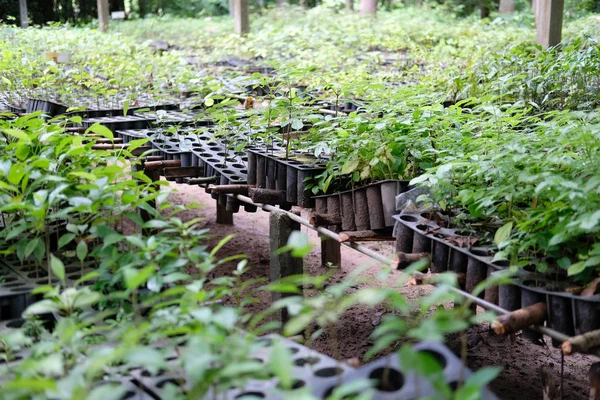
left=0, top=114, right=501, bottom=399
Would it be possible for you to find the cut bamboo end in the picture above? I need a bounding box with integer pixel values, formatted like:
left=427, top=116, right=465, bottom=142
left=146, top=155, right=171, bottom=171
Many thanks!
left=561, top=329, right=600, bottom=356
left=492, top=302, right=547, bottom=336
left=338, top=230, right=394, bottom=243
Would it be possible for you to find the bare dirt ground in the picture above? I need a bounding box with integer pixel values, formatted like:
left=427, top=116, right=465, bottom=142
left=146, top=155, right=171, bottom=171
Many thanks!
left=167, top=181, right=594, bottom=400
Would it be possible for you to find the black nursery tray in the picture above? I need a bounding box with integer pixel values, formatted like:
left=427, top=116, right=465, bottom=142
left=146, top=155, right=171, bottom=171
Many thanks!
left=313, top=180, right=410, bottom=232
left=82, top=115, right=154, bottom=131
left=247, top=148, right=327, bottom=208
left=392, top=212, right=507, bottom=304
left=25, top=98, right=68, bottom=116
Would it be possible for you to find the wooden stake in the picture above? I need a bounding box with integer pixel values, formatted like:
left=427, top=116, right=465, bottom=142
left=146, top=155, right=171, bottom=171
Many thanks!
left=321, top=235, right=341, bottom=268
left=206, top=184, right=252, bottom=196
left=338, top=230, right=394, bottom=243
left=409, top=271, right=466, bottom=286
left=97, top=0, right=109, bottom=32
left=216, top=202, right=234, bottom=225
left=562, top=330, right=600, bottom=356
left=234, top=0, right=249, bottom=35
left=309, top=212, right=342, bottom=227
left=163, top=167, right=202, bottom=179
left=186, top=176, right=219, bottom=185
left=536, top=0, right=564, bottom=47
left=359, top=0, right=377, bottom=14
left=19, top=0, right=29, bottom=28
left=248, top=188, right=287, bottom=205
left=590, top=363, right=600, bottom=400
left=491, top=302, right=547, bottom=335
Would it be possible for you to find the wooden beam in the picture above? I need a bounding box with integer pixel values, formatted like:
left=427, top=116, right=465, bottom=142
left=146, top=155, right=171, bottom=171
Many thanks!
left=499, top=0, right=515, bottom=13
left=536, top=0, right=564, bottom=48
left=359, top=0, right=377, bottom=15
left=233, top=0, right=249, bottom=35
left=19, top=0, right=28, bottom=28
left=97, top=0, right=110, bottom=32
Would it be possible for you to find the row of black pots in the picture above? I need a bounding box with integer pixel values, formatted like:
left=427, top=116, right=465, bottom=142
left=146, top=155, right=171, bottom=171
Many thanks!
left=314, top=180, right=410, bottom=232
left=25, top=98, right=67, bottom=116
left=393, top=212, right=600, bottom=340
left=392, top=212, right=504, bottom=304
left=68, top=103, right=180, bottom=119
left=247, top=148, right=327, bottom=208
left=0, top=258, right=94, bottom=322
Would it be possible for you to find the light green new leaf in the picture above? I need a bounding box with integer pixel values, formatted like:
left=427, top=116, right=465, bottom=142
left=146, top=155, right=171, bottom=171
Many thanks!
left=50, top=254, right=65, bottom=282
left=494, top=222, right=513, bottom=246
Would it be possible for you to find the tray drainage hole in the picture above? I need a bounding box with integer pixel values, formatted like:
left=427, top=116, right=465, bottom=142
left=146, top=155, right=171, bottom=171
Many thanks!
left=470, top=248, right=489, bottom=257
left=2, top=282, right=25, bottom=288
left=493, top=260, right=510, bottom=267
left=315, top=367, right=344, bottom=377
left=235, top=391, right=265, bottom=399
left=65, top=266, right=79, bottom=273
left=418, top=350, right=447, bottom=368
left=27, top=271, right=48, bottom=279
left=121, top=391, right=137, bottom=400
left=157, top=378, right=179, bottom=388
left=400, top=215, right=418, bottom=222
left=0, top=354, right=23, bottom=364
left=141, top=368, right=167, bottom=377
left=68, top=274, right=81, bottom=280
left=415, top=224, right=429, bottom=232
left=287, top=347, right=300, bottom=354
left=276, top=379, right=306, bottom=390
left=1, top=277, right=17, bottom=283
left=368, top=367, right=404, bottom=392
left=449, top=381, right=460, bottom=391
left=7, top=319, right=25, bottom=328
left=294, top=356, right=320, bottom=367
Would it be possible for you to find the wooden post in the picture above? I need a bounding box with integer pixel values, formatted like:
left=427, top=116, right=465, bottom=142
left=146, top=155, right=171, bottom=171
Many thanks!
left=320, top=235, right=341, bottom=268
left=359, top=0, right=377, bottom=14
left=270, top=210, right=303, bottom=324
left=19, top=0, right=28, bottom=28
left=216, top=202, right=234, bottom=225
left=229, top=0, right=234, bottom=16
left=499, top=0, right=515, bottom=13
left=234, top=0, right=249, bottom=35
left=536, top=0, right=564, bottom=48
left=97, top=0, right=110, bottom=32
left=345, top=0, right=354, bottom=10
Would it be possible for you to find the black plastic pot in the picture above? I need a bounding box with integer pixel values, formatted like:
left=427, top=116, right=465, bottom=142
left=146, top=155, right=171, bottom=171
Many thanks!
left=26, top=98, right=67, bottom=116
left=315, top=180, right=410, bottom=233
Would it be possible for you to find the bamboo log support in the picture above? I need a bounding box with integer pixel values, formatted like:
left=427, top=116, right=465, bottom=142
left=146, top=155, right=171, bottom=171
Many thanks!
left=144, top=156, right=164, bottom=162
left=186, top=176, right=219, bottom=185
left=143, top=159, right=181, bottom=171
left=491, top=302, right=547, bottom=335
left=407, top=272, right=466, bottom=286
left=338, top=230, right=395, bottom=243
left=392, top=251, right=431, bottom=269
left=309, top=212, right=342, bottom=227
left=561, top=330, right=600, bottom=356
left=248, top=188, right=287, bottom=205
left=206, top=184, right=253, bottom=196
left=163, top=166, right=202, bottom=178
left=91, top=143, right=151, bottom=156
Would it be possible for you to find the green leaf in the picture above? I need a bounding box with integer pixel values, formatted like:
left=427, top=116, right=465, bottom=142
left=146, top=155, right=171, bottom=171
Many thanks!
left=58, top=233, right=76, bottom=249
left=127, top=138, right=150, bottom=152
left=88, top=384, right=127, bottom=400
left=494, top=222, right=512, bottom=246
left=24, top=299, right=60, bottom=315
left=268, top=339, right=293, bottom=389
left=3, top=128, right=31, bottom=143
left=50, top=254, right=65, bottom=282
left=8, top=163, right=25, bottom=185
left=85, top=123, right=114, bottom=140
left=341, top=158, right=359, bottom=175
left=285, top=231, right=312, bottom=258
left=69, top=171, right=97, bottom=181
left=76, top=240, right=88, bottom=262
left=568, top=261, right=586, bottom=276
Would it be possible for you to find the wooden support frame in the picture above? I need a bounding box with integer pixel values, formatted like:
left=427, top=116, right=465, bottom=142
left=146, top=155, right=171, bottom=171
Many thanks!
left=320, top=234, right=341, bottom=268
left=270, top=210, right=303, bottom=324
left=536, top=0, right=564, bottom=48
left=233, top=0, right=249, bottom=35
left=19, top=0, right=28, bottom=28
left=97, top=0, right=109, bottom=32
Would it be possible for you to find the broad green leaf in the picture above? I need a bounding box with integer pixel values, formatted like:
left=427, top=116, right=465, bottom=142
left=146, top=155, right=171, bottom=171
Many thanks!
left=568, top=261, right=586, bottom=276
left=50, top=254, right=65, bottom=282
left=76, top=240, right=88, bottom=262
left=268, top=339, right=293, bottom=389
left=494, top=222, right=513, bottom=246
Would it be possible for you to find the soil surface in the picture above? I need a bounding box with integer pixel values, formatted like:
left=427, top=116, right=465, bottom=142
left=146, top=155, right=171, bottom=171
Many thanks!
left=166, top=181, right=594, bottom=400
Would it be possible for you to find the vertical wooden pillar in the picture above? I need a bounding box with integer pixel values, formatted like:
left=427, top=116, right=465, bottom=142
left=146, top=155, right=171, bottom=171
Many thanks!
left=234, top=0, right=249, bottom=35
left=270, top=210, right=303, bottom=324
left=359, top=0, right=377, bottom=14
left=536, top=0, right=564, bottom=48
left=320, top=235, right=341, bottom=268
left=19, top=0, right=28, bottom=28
left=97, top=0, right=110, bottom=32
left=499, top=0, right=515, bottom=13
left=345, top=0, right=353, bottom=10
left=216, top=202, right=234, bottom=225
